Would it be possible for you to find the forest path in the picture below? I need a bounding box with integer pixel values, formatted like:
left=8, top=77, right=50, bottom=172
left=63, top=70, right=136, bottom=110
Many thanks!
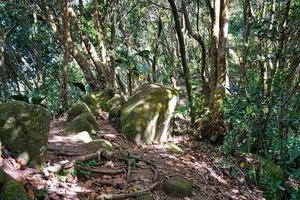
left=23, top=113, right=263, bottom=200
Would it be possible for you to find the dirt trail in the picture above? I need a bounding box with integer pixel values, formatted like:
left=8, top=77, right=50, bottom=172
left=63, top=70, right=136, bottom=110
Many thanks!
left=3, top=113, right=264, bottom=200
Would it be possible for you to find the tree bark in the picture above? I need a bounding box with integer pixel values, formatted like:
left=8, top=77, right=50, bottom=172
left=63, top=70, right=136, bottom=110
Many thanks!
left=42, top=2, right=98, bottom=89
left=152, top=17, right=163, bottom=83
left=168, top=0, right=195, bottom=125
left=92, top=0, right=112, bottom=86
left=62, top=0, right=69, bottom=107
left=0, top=31, right=9, bottom=100
left=110, top=0, right=117, bottom=86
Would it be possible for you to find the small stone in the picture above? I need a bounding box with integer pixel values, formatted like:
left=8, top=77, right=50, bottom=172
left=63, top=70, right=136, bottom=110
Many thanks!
left=162, top=176, right=193, bottom=198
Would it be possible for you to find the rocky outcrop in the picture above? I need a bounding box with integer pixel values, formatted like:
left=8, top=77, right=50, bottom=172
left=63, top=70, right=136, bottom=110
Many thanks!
left=64, top=113, right=99, bottom=135
left=162, top=176, right=192, bottom=198
left=120, top=84, right=178, bottom=145
left=83, top=94, right=101, bottom=116
left=0, top=101, right=51, bottom=165
left=108, top=93, right=126, bottom=120
left=67, top=102, right=92, bottom=121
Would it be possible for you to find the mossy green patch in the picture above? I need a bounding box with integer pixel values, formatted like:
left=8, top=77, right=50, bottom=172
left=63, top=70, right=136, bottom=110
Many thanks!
left=165, top=143, right=184, bottom=154
left=92, top=88, right=116, bottom=111
left=162, top=176, right=192, bottom=198
left=244, top=154, right=285, bottom=200
left=67, top=102, right=91, bottom=121
left=84, top=139, right=113, bottom=156
left=65, top=113, right=99, bottom=135
left=0, top=101, right=50, bottom=165
left=108, top=94, right=126, bottom=120
left=83, top=94, right=101, bottom=116
left=0, top=180, right=31, bottom=200
left=0, top=169, right=31, bottom=200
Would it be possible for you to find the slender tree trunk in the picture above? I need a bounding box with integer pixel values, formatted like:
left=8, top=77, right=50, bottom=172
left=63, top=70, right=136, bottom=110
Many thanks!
left=33, top=11, right=43, bottom=90
left=68, top=8, right=107, bottom=88
left=43, top=3, right=99, bottom=89
left=0, top=31, right=9, bottom=100
left=62, top=0, right=69, bottom=107
left=242, top=0, right=250, bottom=86
left=168, top=0, right=195, bottom=125
left=92, top=0, right=111, bottom=86
left=182, top=0, right=209, bottom=94
left=152, top=17, right=163, bottom=83
left=110, top=0, right=117, bottom=86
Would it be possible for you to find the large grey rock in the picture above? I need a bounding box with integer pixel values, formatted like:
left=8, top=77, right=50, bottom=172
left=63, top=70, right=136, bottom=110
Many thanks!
left=120, top=84, right=178, bottom=145
left=0, top=101, right=51, bottom=165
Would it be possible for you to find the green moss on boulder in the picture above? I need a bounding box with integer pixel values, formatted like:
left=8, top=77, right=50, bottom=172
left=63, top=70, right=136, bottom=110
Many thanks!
left=0, top=169, right=31, bottom=200
left=83, top=94, right=101, bottom=116
left=120, top=84, right=178, bottom=145
left=67, top=102, right=91, bottom=121
left=108, top=94, right=126, bottom=120
left=244, top=154, right=285, bottom=200
left=65, top=113, right=99, bottom=135
left=0, top=101, right=50, bottom=165
left=165, top=143, right=184, bottom=154
left=0, top=180, right=31, bottom=200
left=162, top=176, right=192, bottom=198
left=92, top=88, right=116, bottom=111
left=84, top=139, right=113, bottom=156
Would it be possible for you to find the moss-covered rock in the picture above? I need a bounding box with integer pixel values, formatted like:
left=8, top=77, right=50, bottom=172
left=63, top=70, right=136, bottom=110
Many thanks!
left=162, top=176, right=192, bottom=197
left=165, top=143, right=184, bottom=154
left=0, top=169, right=31, bottom=200
left=0, top=101, right=51, bottom=165
left=0, top=180, right=31, bottom=200
left=67, top=102, right=91, bottom=121
left=84, top=139, right=113, bottom=156
left=120, top=84, right=178, bottom=145
left=108, top=94, right=126, bottom=120
left=65, top=113, right=99, bottom=135
left=91, top=88, right=117, bottom=111
left=83, top=94, right=101, bottom=116
left=244, top=154, right=285, bottom=200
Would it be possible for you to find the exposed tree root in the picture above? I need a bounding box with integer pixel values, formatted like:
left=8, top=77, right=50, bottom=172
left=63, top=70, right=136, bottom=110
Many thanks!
left=46, top=150, right=102, bottom=173
left=78, top=165, right=124, bottom=175
left=93, top=179, right=124, bottom=188
left=96, top=181, right=161, bottom=200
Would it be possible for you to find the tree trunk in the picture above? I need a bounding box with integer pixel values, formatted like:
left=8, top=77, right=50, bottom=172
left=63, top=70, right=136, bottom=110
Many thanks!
left=0, top=31, right=9, bottom=100
left=110, top=0, right=117, bottom=86
left=168, top=0, right=195, bottom=126
left=152, top=17, right=163, bottom=83
left=62, top=0, right=69, bottom=107
left=42, top=3, right=99, bottom=89
left=92, top=0, right=112, bottom=86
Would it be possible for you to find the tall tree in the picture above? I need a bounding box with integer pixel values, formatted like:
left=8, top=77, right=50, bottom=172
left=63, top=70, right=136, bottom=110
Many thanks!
left=62, top=0, right=69, bottom=107
left=168, top=0, right=195, bottom=125
left=0, top=30, right=9, bottom=100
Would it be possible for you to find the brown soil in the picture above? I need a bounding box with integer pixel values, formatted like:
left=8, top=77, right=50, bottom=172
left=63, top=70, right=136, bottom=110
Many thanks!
left=0, top=113, right=264, bottom=200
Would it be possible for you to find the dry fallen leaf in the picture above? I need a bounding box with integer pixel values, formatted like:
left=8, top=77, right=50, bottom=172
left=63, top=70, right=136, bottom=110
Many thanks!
left=27, top=189, right=35, bottom=200
left=105, top=186, right=113, bottom=193
left=83, top=180, right=93, bottom=188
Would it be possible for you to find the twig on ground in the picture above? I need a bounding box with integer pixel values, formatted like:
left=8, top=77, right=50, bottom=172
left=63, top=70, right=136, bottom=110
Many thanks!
left=97, top=181, right=161, bottom=200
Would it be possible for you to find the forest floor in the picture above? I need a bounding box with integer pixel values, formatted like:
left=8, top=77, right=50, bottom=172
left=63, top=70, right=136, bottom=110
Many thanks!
left=1, top=112, right=264, bottom=200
